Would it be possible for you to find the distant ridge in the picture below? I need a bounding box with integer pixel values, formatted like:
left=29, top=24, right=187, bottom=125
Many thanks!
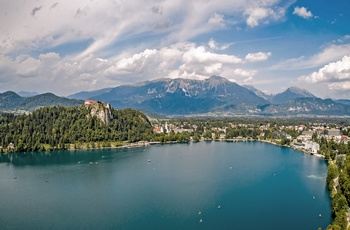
left=260, top=98, right=350, bottom=116
left=0, top=91, right=83, bottom=112
left=17, top=91, right=39, bottom=97
left=4, top=76, right=350, bottom=116
left=64, top=76, right=348, bottom=116
left=271, top=87, right=316, bottom=104
left=335, top=99, right=350, bottom=105
left=65, top=76, right=350, bottom=116
left=68, top=88, right=112, bottom=100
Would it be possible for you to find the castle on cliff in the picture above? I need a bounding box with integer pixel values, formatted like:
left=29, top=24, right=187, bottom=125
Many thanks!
left=84, top=100, right=113, bottom=124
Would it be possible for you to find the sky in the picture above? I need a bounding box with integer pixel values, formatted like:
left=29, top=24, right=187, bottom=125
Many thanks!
left=1, top=0, right=350, bottom=99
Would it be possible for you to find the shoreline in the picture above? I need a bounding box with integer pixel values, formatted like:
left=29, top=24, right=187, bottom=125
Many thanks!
left=1, top=139, right=325, bottom=160
left=79, top=138, right=326, bottom=161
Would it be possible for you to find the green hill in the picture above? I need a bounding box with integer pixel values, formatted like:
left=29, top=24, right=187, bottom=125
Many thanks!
left=0, top=105, right=153, bottom=153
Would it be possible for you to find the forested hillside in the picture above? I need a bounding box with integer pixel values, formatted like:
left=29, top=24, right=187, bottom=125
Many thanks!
left=0, top=106, right=153, bottom=153
left=0, top=91, right=83, bottom=112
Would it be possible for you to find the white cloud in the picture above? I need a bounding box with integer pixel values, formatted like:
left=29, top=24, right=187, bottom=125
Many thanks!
left=220, top=68, right=257, bottom=83
left=0, top=0, right=300, bottom=95
left=234, top=68, right=257, bottom=79
left=299, top=56, right=350, bottom=91
left=208, top=39, right=218, bottom=50
left=272, top=43, right=350, bottom=70
left=106, top=42, right=246, bottom=81
left=329, top=82, right=350, bottom=91
left=0, top=0, right=287, bottom=57
left=182, top=46, right=243, bottom=65
left=244, top=0, right=287, bottom=28
left=208, top=39, right=233, bottom=51
left=15, top=57, right=42, bottom=77
left=293, top=6, right=313, bottom=19
left=0, top=40, right=272, bottom=94
left=245, top=52, right=272, bottom=62
left=246, top=8, right=271, bottom=27
left=208, top=13, right=225, bottom=27
left=110, top=49, right=158, bottom=74
left=0, top=51, right=114, bottom=95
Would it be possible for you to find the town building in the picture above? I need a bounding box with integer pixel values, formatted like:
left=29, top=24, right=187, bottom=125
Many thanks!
left=327, top=129, right=341, bottom=137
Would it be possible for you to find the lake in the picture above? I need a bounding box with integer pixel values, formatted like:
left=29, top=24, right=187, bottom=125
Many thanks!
left=0, top=141, right=331, bottom=229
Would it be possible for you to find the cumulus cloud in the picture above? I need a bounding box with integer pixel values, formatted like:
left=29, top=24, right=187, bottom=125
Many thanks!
left=293, top=6, right=313, bottom=19
left=106, top=42, right=249, bottom=80
left=182, top=46, right=242, bottom=65
left=245, top=8, right=271, bottom=27
left=299, top=56, right=350, bottom=91
left=0, top=51, right=114, bottom=94
left=110, top=49, right=158, bottom=74
left=245, top=52, right=272, bottom=62
left=178, top=45, right=244, bottom=78
left=0, top=39, right=271, bottom=94
left=244, top=0, right=287, bottom=28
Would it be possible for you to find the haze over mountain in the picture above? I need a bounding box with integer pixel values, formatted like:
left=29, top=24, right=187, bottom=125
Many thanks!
left=17, top=91, right=39, bottom=97
left=68, top=88, right=112, bottom=100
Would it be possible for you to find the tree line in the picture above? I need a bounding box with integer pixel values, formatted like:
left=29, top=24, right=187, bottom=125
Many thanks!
left=323, top=140, right=350, bottom=230
left=0, top=106, right=153, bottom=153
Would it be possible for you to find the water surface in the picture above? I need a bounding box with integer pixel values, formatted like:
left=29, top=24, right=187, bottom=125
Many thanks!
left=0, top=141, right=331, bottom=229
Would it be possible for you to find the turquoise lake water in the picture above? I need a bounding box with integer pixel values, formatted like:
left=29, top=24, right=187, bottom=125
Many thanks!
left=0, top=141, right=331, bottom=229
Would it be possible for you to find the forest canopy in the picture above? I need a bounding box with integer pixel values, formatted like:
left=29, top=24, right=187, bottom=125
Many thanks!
left=0, top=105, right=153, bottom=153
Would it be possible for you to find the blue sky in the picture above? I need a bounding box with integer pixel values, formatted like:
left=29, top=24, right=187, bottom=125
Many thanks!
left=1, top=0, right=350, bottom=99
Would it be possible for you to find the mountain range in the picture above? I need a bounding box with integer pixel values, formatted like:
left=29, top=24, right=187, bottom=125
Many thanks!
left=67, top=76, right=350, bottom=116
left=1, top=76, right=349, bottom=116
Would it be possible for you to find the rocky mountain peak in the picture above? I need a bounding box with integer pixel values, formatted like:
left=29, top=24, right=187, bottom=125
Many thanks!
left=271, top=86, right=316, bottom=104
left=206, top=75, right=230, bottom=85
left=286, top=87, right=316, bottom=97
left=243, top=85, right=272, bottom=101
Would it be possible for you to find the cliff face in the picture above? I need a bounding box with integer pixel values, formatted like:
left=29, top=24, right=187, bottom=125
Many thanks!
left=84, top=100, right=113, bottom=124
